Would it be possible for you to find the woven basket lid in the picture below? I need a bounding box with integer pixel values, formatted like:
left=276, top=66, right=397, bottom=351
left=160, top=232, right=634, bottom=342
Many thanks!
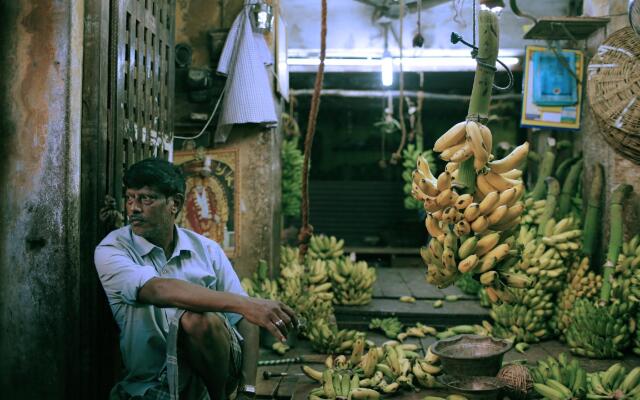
left=595, top=112, right=640, bottom=164
left=587, top=27, right=640, bottom=136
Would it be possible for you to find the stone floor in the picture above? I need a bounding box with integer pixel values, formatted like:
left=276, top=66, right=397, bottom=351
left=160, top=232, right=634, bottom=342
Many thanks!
left=255, top=267, right=640, bottom=399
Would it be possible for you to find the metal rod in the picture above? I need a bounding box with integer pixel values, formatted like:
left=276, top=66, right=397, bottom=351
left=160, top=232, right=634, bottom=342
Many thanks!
left=290, top=89, right=522, bottom=101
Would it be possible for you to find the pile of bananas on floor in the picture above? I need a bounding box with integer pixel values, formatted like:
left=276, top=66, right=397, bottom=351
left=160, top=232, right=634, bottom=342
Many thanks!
left=241, top=234, right=376, bottom=354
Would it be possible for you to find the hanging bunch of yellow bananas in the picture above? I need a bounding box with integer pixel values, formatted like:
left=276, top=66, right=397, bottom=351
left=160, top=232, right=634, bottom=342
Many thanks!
left=328, top=258, right=376, bottom=305
left=413, top=120, right=529, bottom=290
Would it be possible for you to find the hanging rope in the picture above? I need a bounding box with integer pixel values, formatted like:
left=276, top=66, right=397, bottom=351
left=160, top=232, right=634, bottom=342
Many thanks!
left=298, top=0, right=327, bottom=259
left=391, top=0, right=407, bottom=163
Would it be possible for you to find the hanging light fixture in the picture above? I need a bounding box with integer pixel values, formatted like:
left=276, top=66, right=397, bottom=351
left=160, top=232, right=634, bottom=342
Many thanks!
left=381, top=21, right=393, bottom=87
left=250, top=0, right=274, bottom=33
left=480, top=0, right=505, bottom=13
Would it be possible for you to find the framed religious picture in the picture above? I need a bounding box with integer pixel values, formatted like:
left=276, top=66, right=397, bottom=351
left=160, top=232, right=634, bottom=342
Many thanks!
left=174, top=148, right=239, bottom=258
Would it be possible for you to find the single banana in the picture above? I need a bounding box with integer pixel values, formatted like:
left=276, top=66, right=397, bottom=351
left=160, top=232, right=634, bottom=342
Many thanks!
left=417, top=155, right=437, bottom=181
left=488, top=142, right=529, bottom=173
left=478, top=191, right=500, bottom=215
left=475, top=232, right=501, bottom=256
left=425, top=214, right=445, bottom=238
left=487, top=204, right=508, bottom=225
left=471, top=215, right=489, bottom=234
left=463, top=203, right=481, bottom=222
left=458, top=254, right=479, bottom=273
left=476, top=172, right=497, bottom=195
left=450, top=142, right=474, bottom=163
left=485, top=170, right=520, bottom=192
left=454, top=193, right=474, bottom=210
left=434, top=121, right=467, bottom=152
left=479, top=123, right=493, bottom=155
left=466, top=120, right=489, bottom=171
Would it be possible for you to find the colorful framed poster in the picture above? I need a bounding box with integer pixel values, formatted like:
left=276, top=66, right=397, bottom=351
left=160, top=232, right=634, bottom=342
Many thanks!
left=521, top=45, right=584, bottom=130
left=174, top=148, right=239, bottom=258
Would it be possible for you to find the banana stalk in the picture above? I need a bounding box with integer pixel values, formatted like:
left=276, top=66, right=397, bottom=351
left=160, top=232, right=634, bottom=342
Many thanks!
left=557, top=160, right=582, bottom=218
left=600, top=184, right=633, bottom=301
left=582, top=163, right=603, bottom=263
left=531, top=149, right=556, bottom=200
left=536, top=177, right=560, bottom=238
left=457, top=9, right=499, bottom=191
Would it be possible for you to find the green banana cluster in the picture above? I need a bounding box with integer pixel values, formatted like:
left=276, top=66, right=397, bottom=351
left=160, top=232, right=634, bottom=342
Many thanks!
left=328, top=258, right=376, bottom=305
left=588, top=363, right=640, bottom=399
left=281, top=137, right=303, bottom=218
left=305, top=318, right=365, bottom=354
left=401, top=144, right=437, bottom=210
left=456, top=272, right=483, bottom=296
left=564, top=298, right=634, bottom=358
left=530, top=353, right=587, bottom=400
left=368, top=318, right=403, bottom=339
left=308, top=235, right=345, bottom=260
left=240, top=260, right=279, bottom=300
left=489, top=282, right=554, bottom=343
left=553, top=256, right=602, bottom=338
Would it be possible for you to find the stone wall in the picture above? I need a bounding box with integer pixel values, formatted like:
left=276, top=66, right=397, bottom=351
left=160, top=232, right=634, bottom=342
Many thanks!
left=582, top=0, right=640, bottom=245
left=174, top=0, right=282, bottom=278
left=0, top=0, right=84, bottom=398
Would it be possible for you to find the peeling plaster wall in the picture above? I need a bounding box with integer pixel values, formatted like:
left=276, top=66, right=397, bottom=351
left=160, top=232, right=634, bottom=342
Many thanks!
left=0, top=1, right=83, bottom=397
left=175, top=0, right=282, bottom=277
left=582, top=0, right=640, bottom=245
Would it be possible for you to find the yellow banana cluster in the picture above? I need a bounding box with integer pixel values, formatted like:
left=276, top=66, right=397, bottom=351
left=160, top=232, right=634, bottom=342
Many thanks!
left=308, top=234, right=345, bottom=260
left=553, top=257, right=602, bottom=339
left=241, top=260, right=279, bottom=300
left=305, top=318, right=365, bottom=354
left=303, top=340, right=445, bottom=399
left=414, top=120, right=529, bottom=291
left=328, top=258, right=376, bottom=305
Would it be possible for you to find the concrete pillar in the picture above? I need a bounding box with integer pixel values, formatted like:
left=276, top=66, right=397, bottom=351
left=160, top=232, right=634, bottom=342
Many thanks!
left=0, top=1, right=83, bottom=398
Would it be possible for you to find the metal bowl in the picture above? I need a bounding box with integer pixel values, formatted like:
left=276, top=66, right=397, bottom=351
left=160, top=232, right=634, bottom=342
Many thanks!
left=432, top=334, right=513, bottom=376
left=438, top=374, right=506, bottom=400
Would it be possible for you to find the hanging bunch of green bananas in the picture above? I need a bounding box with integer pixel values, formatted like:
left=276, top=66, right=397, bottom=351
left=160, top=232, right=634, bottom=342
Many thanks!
left=402, top=144, right=437, bottom=210
left=308, top=234, right=345, bottom=261
left=553, top=257, right=602, bottom=338
left=413, top=120, right=529, bottom=291
left=563, top=184, right=636, bottom=358
left=328, top=258, right=376, bottom=305
left=529, top=353, right=588, bottom=400
left=587, top=363, right=640, bottom=399
left=240, top=260, right=279, bottom=300
left=520, top=197, right=547, bottom=226
left=368, top=318, right=403, bottom=339
left=304, top=318, right=365, bottom=354
left=281, top=137, right=303, bottom=218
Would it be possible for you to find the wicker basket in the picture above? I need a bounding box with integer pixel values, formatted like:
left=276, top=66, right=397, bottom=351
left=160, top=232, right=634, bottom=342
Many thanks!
left=587, top=27, right=640, bottom=136
left=595, top=112, right=640, bottom=164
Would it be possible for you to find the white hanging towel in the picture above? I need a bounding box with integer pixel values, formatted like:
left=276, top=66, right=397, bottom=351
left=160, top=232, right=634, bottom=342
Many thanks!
left=215, top=0, right=277, bottom=143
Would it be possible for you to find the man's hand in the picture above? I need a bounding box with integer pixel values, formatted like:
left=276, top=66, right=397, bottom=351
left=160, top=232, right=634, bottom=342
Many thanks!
left=240, top=297, right=297, bottom=342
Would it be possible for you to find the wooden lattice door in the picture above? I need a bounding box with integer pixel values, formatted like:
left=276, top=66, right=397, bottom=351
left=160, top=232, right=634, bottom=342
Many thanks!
left=80, top=0, right=175, bottom=397
left=110, top=0, right=175, bottom=206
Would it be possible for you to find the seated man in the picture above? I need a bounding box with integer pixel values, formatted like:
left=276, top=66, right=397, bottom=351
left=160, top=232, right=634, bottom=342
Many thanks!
left=95, top=158, right=296, bottom=400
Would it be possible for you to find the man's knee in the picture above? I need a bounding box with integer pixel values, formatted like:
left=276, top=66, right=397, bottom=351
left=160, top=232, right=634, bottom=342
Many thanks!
left=180, top=312, right=229, bottom=343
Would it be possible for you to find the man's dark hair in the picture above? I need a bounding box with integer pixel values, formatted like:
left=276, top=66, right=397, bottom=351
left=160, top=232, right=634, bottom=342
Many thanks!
left=123, top=158, right=186, bottom=198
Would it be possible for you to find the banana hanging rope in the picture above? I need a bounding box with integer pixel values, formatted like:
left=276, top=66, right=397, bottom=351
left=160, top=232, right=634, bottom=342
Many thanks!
left=298, top=0, right=327, bottom=260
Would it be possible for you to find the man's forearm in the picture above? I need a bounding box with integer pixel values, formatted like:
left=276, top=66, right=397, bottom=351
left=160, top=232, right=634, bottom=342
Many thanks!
left=236, top=318, right=259, bottom=387
left=138, top=277, right=248, bottom=315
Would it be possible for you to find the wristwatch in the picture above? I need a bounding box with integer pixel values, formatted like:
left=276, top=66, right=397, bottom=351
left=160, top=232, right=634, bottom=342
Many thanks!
left=238, top=384, right=256, bottom=398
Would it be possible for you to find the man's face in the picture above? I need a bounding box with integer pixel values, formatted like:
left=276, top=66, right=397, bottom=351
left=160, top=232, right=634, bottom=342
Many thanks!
left=125, top=186, right=177, bottom=242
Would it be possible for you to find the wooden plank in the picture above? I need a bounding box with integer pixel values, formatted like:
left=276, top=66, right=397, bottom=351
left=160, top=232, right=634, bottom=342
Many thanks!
left=335, top=298, right=490, bottom=330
